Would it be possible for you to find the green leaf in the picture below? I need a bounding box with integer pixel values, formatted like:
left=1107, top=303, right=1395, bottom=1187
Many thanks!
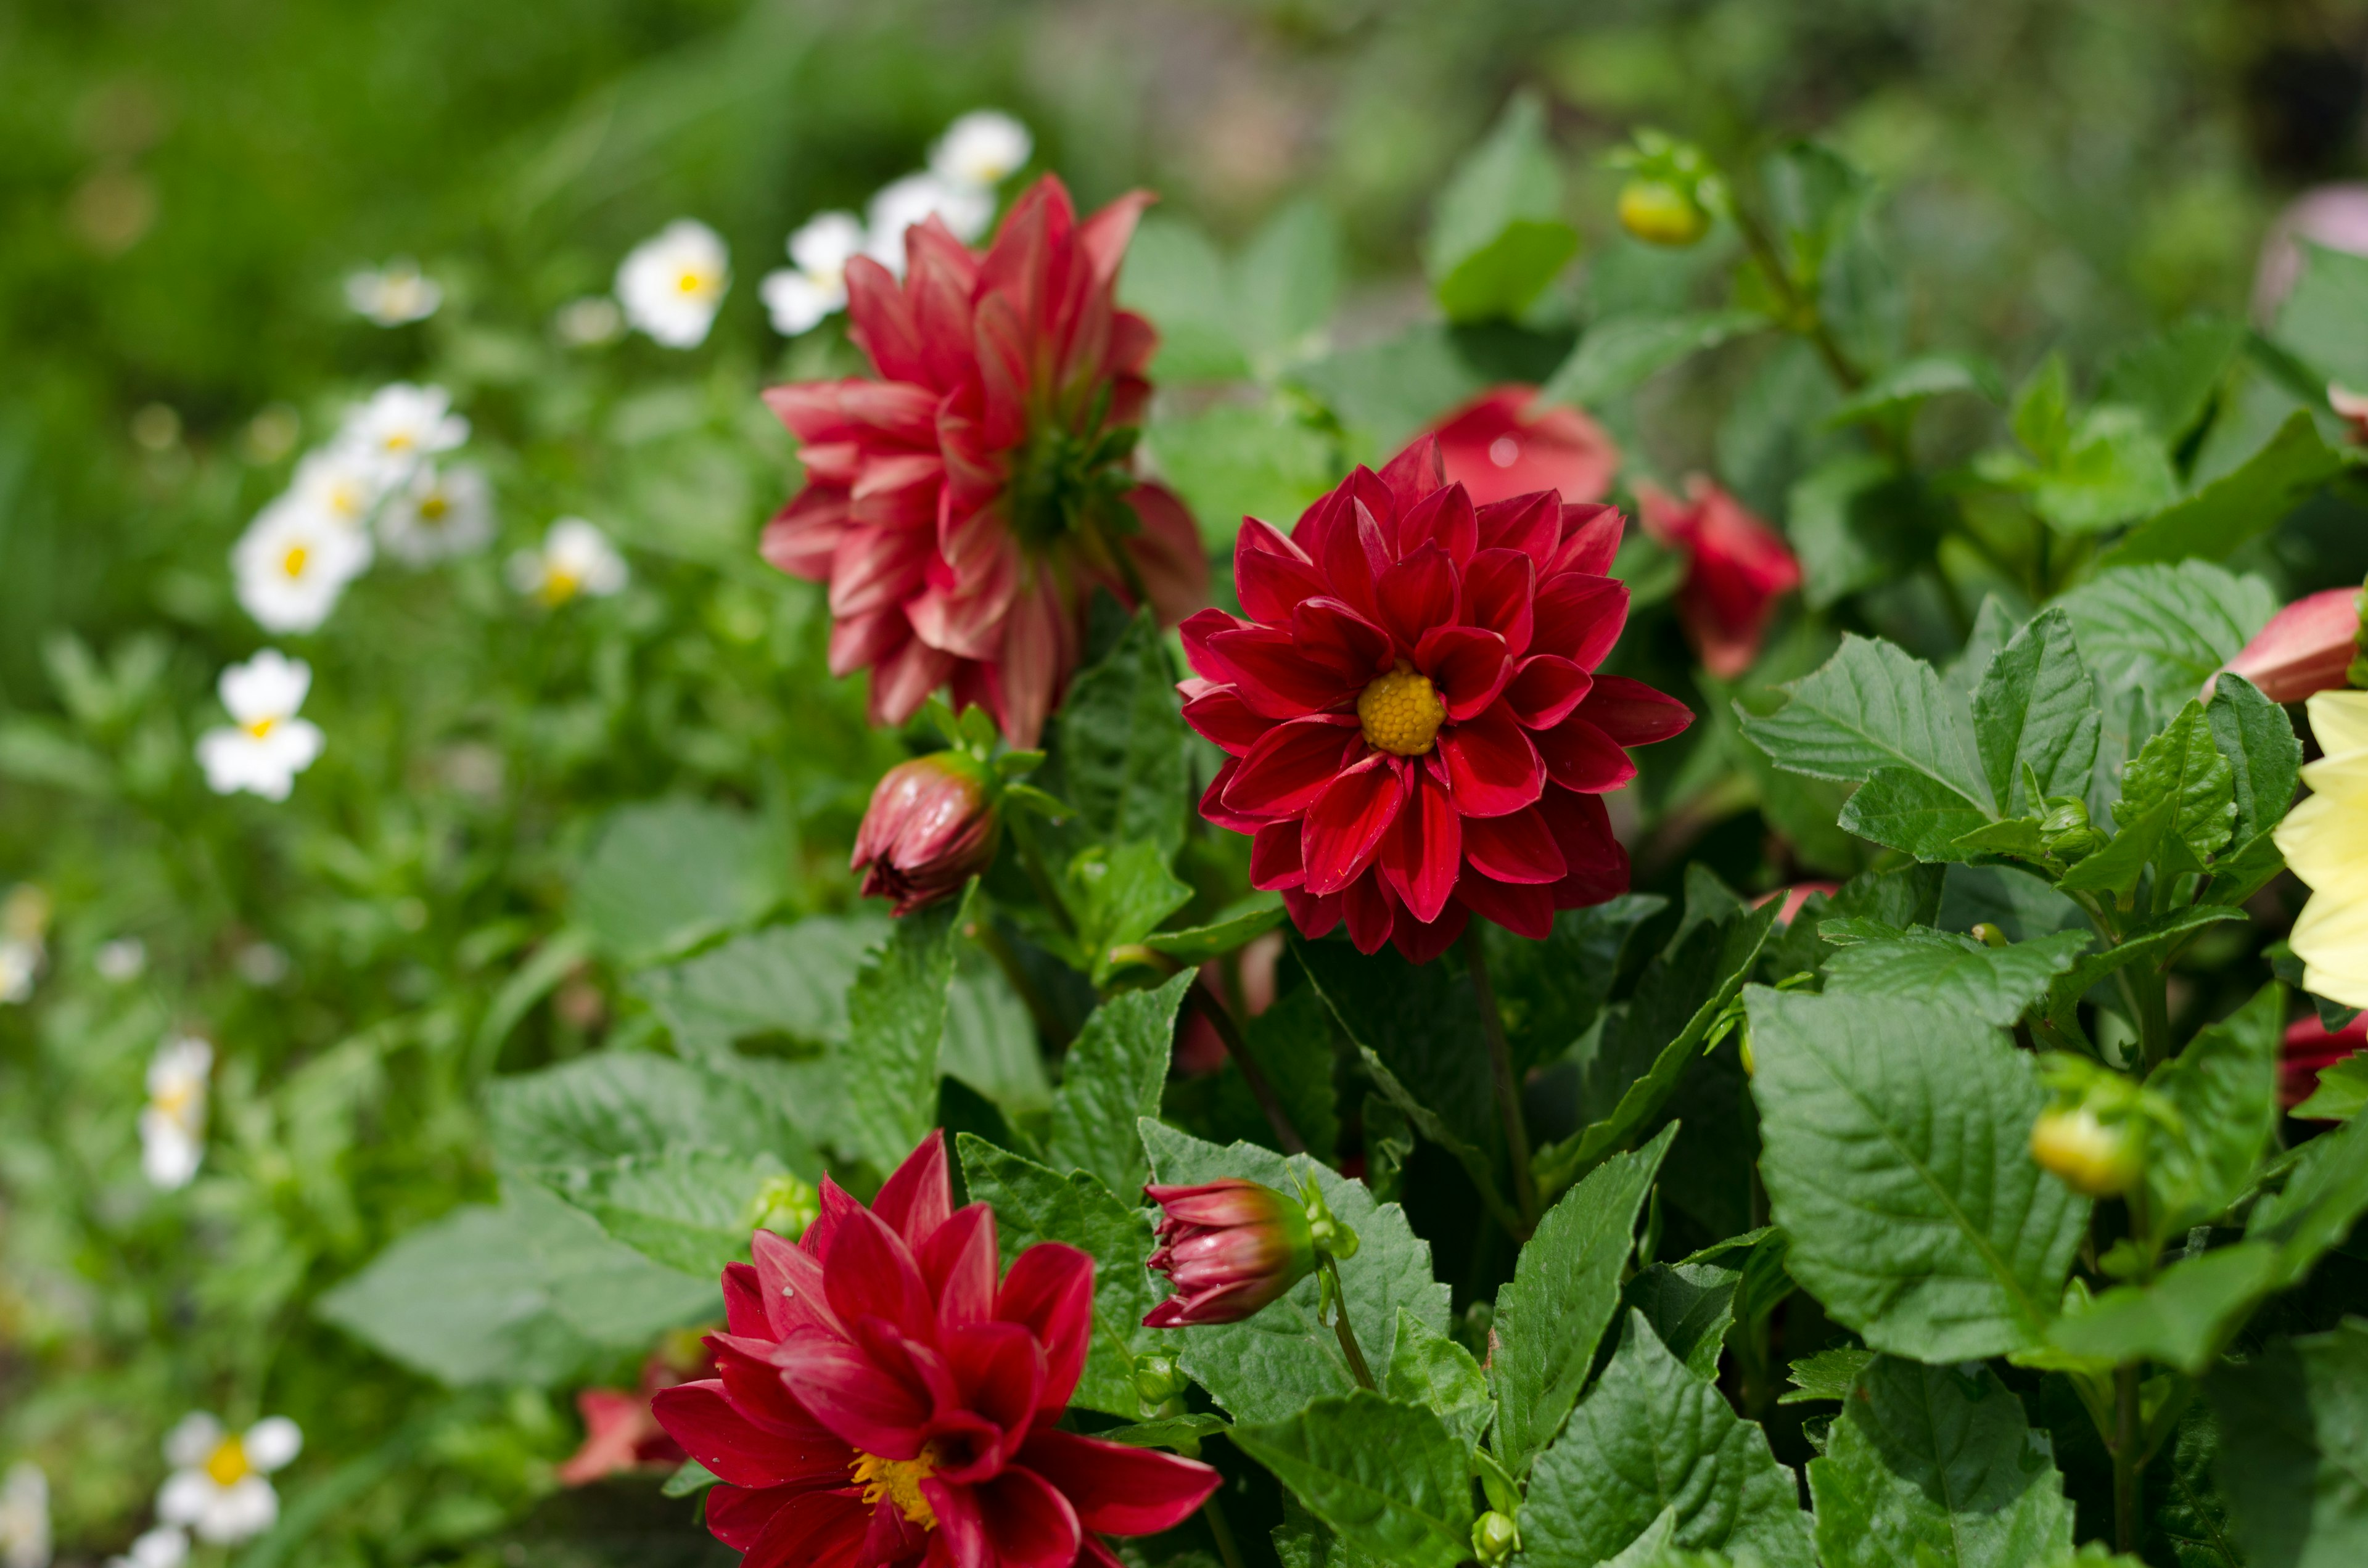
left=1785, top=456, right=1936, bottom=611
left=1820, top=927, right=2092, bottom=1027
left=1288, top=323, right=1490, bottom=458
left=1143, top=894, right=1286, bottom=964
left=1739, top=634, right=1993, bottom=808
left=570, top=797, right=782, bottom=964
left=2040, top=905, right=2247, bottom=1030
left=1622, top=1262, right=1739, bottom=1382
left=1232, top=1392, right=1475, bottom=1568
left=2206, top=672, right=2302, bottom=848
left=1491, top=1125, right=1675, bottom=1477
left=1234, top=983, right=1343, bottom=1162
left=486, top=1050, right=804, bottom=1175
left=1541, top=310, right=1762, bottom=409
left=2207, top=1318, right=2368, bottom=1566
left=1486, top=895, right=1671, bottom=1073
left=2146, top=983, right=2284, bottom=1238
left=2057, top=562, right=2279, bottom=706
left=1840, top=768, right=1999, bottom=861
left=2025, top=407, right=2182, bottom=536
left=942, top=961, right=1051, bottom=1118
left=556, top=1146, right=789, bottom=1276
left=2102, top=411, right=2345, bottom=568
left=2144, top=1402, right=2242, bottom=1568
left=1095, top=1413, right=1230, bottom=1451
left=2115, top=700, right=2235, bottom=867
left=1235, top=196, right=1343, bottom=371
left=1519, top=1311, right=1817, bottom=1568
left=2044, top=1242, right=2279, bottom=1374
left=1973, top=607, right=2102, bottom=815
left=1807, top=1356, right=2075, bottom=1568
left=1144, top=400, right=1339, bottom=549
left=1069, top=840, right=1196, bottom=985
left=1595, top=1508, right=1733, bottom=1568
left=660, top=1458, right=718, bottom=1498
left=2058, top=797, right=2175, bottom=901
left=2295, top=1052, right=2368, bottom=1121
left=1436, top=219, right=1582, bottom=323
left=840, top=888, right=968, bottom=1173
left=1121, top=215, right=1251, bottom=382
left=1385, top=1308, right=1494, bottom=1451
left=1826, top=353, right=2003, bottom=427
left=2245, top=1109, right=2368, bottom=1291
left=633, top=914, right=886, bottom=1061
left=1424, top=93, right=1564, bottom=292
left=1747, top=988, right=2090, bottom=1360
left=1781, top=1345, right=1876, bottom=1405
left=1048, top=971, right=1190, bottom=1199
left=955, top=1137, right=1161, bottom=1420
left=2099, top=316, right=2245, bottom=442
left=1140, top=1121, right=1449, bottom=1424
left=1045, top=609, right=1193, bottom=860
left=2013, top=354, right=2074, bottom=460
left=2274, top=239, right=2368, bottom=387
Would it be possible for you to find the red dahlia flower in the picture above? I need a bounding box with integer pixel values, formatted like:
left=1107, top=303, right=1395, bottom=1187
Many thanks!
left=1428, top=385, right=1619, bottom=508
left=1637, top=475, right=1802, bottom=679
left=651, top=1133, right=1218, bottom=1568
left=2282, top=1013, right=2367, bottom=1109
left=762, top=176, right=1208, bottom=747
left=1180, top=438, right=1693, bottom=964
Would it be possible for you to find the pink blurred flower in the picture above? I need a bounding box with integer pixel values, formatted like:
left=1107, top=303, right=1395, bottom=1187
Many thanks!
left=557, top=1334, right=713, bottom=1487
left=1754, top=882, right=1840, bottom=925
left=851, top=753, right=1001, bottom=916
left=1428, top=385, right=1620, bottom=508
left=1638, top=475, right=1802, bottom=679
left=2219, top=586, right=2363, bottom=704
left=2255, top=184, right=2368, bottom=319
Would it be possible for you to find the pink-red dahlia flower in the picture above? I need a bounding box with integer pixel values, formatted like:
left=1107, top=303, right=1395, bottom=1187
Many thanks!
left=2219, top=585, right=2364, bottom=704
left=1179, top=438, right=1693, bottom=964
left=1143, top=1178, right=1317, bottom=1328
left=762, top=176, right=1208, bottom=747
left=1428, top=385, right=1620, bottom=508
left=651, top=1133, right=1218, bottom=1568
left=853, top=752, right=1002, bottom=916
left=1637, top=475, right=1802, bottom=680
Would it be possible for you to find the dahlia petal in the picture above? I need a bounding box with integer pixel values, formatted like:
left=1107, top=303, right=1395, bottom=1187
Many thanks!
left=1302, top=758, right=1408, bottom=896
left=1436, top=704, right=1545, bottom=818
left=1460, top=805, right=1568, bottom=886
left=1532, top=572, right=1629, bottom=671
left=1178, top=608, right=1249, bottom=684
left=1281, top=887, right=1342, bottom=940
left=995, top=1242, right=1095, bottom=1416
left=1373, top=544, right=1460, bottom=655
left=776, top=1323, right=954, bottom=1458
left=1503, top=655, right=1592, bottom=730
left=1378, top=435, right=1446, bottom=514
left=1379, top=763, right=1460, bottom=924
left=1553, top=503, right=1626, bottom=577
left=649, top=1383, right=847, bottom=1490
left=755, top=1228, right=842, bottom=1337
left=829, top=522, right=932, bottom=619
left=819, top=1204, right=937, bottom=1347
left=702, top=1484, right=793, bottom=1554
left=1317, top=501, right=1389, bottom=622
left=1533, top=718, right=1637, bottom=794
left=1576, top=674, right=1695, bottom=745
left=763, top=380, right=868, bottom=442
left=1234, top=518, right=1327, bottom=625
left=1457, top=871, right=1556, bottom=939
left=870, top=635, right=958, bottom=731
left=1182, top=684, right=1271, bottom=755
left=972, top=1466, right=1084, bottom=1568
left=1201, top=758, right=1273, bottom=834
left=739, top=1488, right=878, bottom=1568
left=850, top=451, right=945, bottom=529
left=1016, top=1430, right=1223, bottom=1536
left=723, top=1261, right=769, bottom=1339
left=1225, top=716, right=1361, bottom=818
left=989, top=577, right=1067, bottom=749
left=918, top=1202, right=1000, bottom=1328
left=1390, top=898, right=1470, bottom=964
left=1537, top=787, right=1630, bottom=908
left=873, top=1128, right=956, bottom=1249
left=1395, top=483, right=1479, bottom=567
left=1209, top=626, right=1359, bottom=718
left=830, top=608, right=910, bottom=682
left=1474, top=491, right=1561, bottom=567
left=804, top=1176, right=864, bottom=1262
left=1290, top=598, right=1396, bottom=684
left=928, top=1479, right=993, bottom=1568
left=1122, top=484, right=1211, bottom=626
left=943, top=1320, right=1046, bottom=1458
left=836, top=380, right=944, bottom=445
left=1339, top=871, right=1397, bottom=954
left=845, top=255, right=931, bottom=386
left=1461, top=548, right=1536, bottom=659
left=1080, top=189, right=1156, bottom=289
left=1249, top=821, right=1306, bottom=890
left=1414, top=624, right=1513, bottom=721
left=763, top=487, right=852, bottom=581
left=713, top=1340, right=839, bottom=1439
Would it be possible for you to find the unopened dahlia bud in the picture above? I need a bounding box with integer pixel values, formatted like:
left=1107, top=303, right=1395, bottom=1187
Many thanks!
left=1619, top=178, right=1711, bottom=246
left=1473, top=1511, right=1520, bottom=1567
left=2040, top=798, right=2103, bottom=863
left=1143, top=1178, right=1318, bottom=1328
left=850, top=752, right=1001, bottom=916
left=1133, top=1352, right=1188, bottom=1408
left=2029, top=1105, right=2139, bottom=1198
left=2218, top=584, right=2367, bottom=704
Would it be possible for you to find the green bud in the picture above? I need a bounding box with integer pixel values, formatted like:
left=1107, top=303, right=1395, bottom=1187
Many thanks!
left=1133, top=1352, right=1187, bottom=1408
left=1618, top=178, right=1711, bottom=247
left=741, top=1173, right=820, bottom=1238
left=1302, top=1183, right=1360, bottom=1261
left=1970, top=922, right=2007, bottom=949
left=1473, top=1511, right=1520, bottom=1566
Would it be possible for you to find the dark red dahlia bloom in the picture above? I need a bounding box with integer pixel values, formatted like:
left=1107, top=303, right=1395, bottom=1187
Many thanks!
left=1179, top=438, right=1693, bottom=964
left=762, top=176, right=1209, bottom=747
left=1637, top=475, right=1801, bottom=680
left=652, top=1133, right=1219, bottom=1568
left=1427, top=385, right=1619, bottom=508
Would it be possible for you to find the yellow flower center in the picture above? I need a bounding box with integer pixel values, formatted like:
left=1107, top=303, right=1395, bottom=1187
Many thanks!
left=1358, top=663, right=1446, bottom=757
left=850, top=1449, right=938, bottom=1529
left=153, top=1079, right=198, bottom=1120
left=281, top=544, right=310, bottom=579
left=540, top=567, right=582, bottom=607
left=675, top=269, right=708, bottom=296
left=204, top=1437, right=252, bottom=1488
left=384, top=432, right=413, bottom=451
left=418, top=491, right=449, bottom=523
left=244, top=716, right=278, bottom=741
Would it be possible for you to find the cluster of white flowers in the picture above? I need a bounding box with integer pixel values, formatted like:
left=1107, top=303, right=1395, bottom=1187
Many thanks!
left=343, top=257, right=442, bottom=326
left=760, top=110, right=1032, bottom=338
left=0, top=1463, right=47, bottom=1568
left=138, top=1033, right=212, bottom=1190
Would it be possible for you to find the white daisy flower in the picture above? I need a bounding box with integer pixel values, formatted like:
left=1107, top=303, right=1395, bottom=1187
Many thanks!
left=760, top=210, right=866, bottom=336
left=232, top=496, right=372, bottom=634
left=865, top=173, right=993, bottom=273
left=0, top=1461, right=48, bottom=1568
left=138, top=1034, right=212, bottom=1191
left=194, top=652, right=324, bottom=802
left=106, top=1527, right=187, bottom=1568
left=554, top=295, right=625, bottom=347
left=337, top=383, right=467, bottom=486
left=508, top=519, right=628, bottom=606
left=616, top=220, right=730, bottom=348
left=157, top=1415, right=300, bottom=1545
left=343, top=258, right=442, bottom=327
left=95, top=937, right=149, bottom=982
left=285, top=446, right=387, bottom=533
left=377, top=463, right=493, bottom=566
left=929, top=111, right=1032, bottom=190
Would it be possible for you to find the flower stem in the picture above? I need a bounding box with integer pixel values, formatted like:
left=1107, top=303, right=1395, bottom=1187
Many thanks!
left=1202, top=1496, right=1249, bottom=1568
left=1320, top=1255, right=1378, bottom=1390
left=1188, top=979, right=1307, bottom=1154
left=2111, top=1360, right=2142, bottom=1555
left=1462, top=926, right=1539, bottom=1234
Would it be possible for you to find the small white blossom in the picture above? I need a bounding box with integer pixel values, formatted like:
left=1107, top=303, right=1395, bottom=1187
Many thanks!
left=377, top=463, right=494, bottom=566
left=343, top=258, right=442, bottom=327
left=157, top=1415, right=300, bottom=1545
left=616, top=220, right=730, bottom=348
left=0, top=944, right=38, bottom=1006
left=235, top=942, right=291, bottom=987
left=865, top=174, right=992, bottom=273
left=1, top=887, right=51, bottom=1005
left=0, top=1461, right=48, bottom=1568
left=139, top=1035, right=212, bottom=1191
left=95, top=937, right=149, bottom=982
left=337, top=384, right=467, bottom=486
left=195, top=652, right=324, bottom=802
left=232, top=494, right=373, bottom=634
left=760, top=210, right=865, bottom=336
left=509, top=519, right=628, bottom=606
left=555, top=295, right=625, bottom=347
left=286, top=446, right=387, bottom=533
left=930, top=111, right=1032, bottom=189
left=107, top=1528, right=187, bottom=1568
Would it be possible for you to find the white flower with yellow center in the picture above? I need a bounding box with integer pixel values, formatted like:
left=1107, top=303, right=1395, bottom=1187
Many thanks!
left=232, top=493, right=373, bottom=633
left=2279, top=689, right=2368, bottom=1008
left=617, top=220, right=730, bottom=348
left=286, top=446, right=388, bottom=533
left=105, top=1527, right=186, bottom=1568
left=378, top=463, right=494, bottom=566
left=1, top=1461, right=49, bottom=1568
left=195, top=652, right=324, bottom=802
left=343, top=258, right=442, bottom=327
left=138, top=1033, right=212, bottom=1191
left=865, top=173, right=993, bottom=274
left=156, top=1415, right=300, bottom=1545
left=508, top=519, right=628, bottom=607
left=760, top=210, right=865, bottom=337
left=929, top=110, right=1031, bottom=190
left=337, top=383, right=468, bottom=486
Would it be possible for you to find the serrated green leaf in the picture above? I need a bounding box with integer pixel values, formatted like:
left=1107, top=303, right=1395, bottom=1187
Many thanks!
left=2045, top=1242, right=2278, bottom=1374
left=1233, top=1392, right=1474, bottom=1568
left=2100, top=316, right=2244, bottom=442
left=1821, top=927, right=2092, bottom=1027
left=2206, top=672, right=2302, bottom=847
left=1781, top=1345, right=1875, bottom=1405
left=1974, top=607, right=2102, bottom=815
left=2142, top=1401, right=2241, bottom=1568
left=2040, top=905, right=2248, bottom=1031
left=486, top=1050, right=805, bottom=1176
left=2026, top=406, right=2182, bottom=536
left=1808, top=1356, right=2075, bottom=1568
left=1424, top=92, right=1561, bottom=280
left=1048, top=971, right=1190, bottom=1198
left=2116, top=701, right=2235, bottom=866
left=1071, top=841, right=1194, bottom=986
left=633, top=914, right=886, bottom=1062
left=1095, top=1413, right=1230, bottom=1450
left=2295, top=1051, right=2368, bottom=1121
left=839, top=887, right=968, bottom=1173
left=1748, top=988, right=2089, bottom=1360
left=2245, top=1109, right=2368, bottom=1291
left=2057, top=797, right=2175, bottom=901
left=2146, top=983, right=2284, bottom=1239
left=1826, top=353, right=2002, bottom=427
left=1385, top=1308, right=1494, bottom=1451
left=1542, top=310, right=1763, bottom=409
left=2102, top=410, right=2345, bottom=568
left=1481, top=893, right=1667, bottom=1073
left=1145, top=400, right=1338, bottom=549
left=1622, top=1262, right=1738, bottom=1382
left=570, top=797, right=784, bottom=965
left=1841, top=766, right=1998, bottom=861
left=1519, top=1312, right=1816, bottom=1568
left=1143, top=895, right=1286, bottom=964
left=2058, top=562, right=2279, bottom=707
left=660, top=1458, right=718, bottom=1498
left=1739, top=634, right=1993, bottom=805
left=1436, top=219, right=1581, bottom=323
left=1787, top=455, right=1938, bottom=610
left=1043, top=609, right=1193, bottom=860
left=2207, top=1318, right=2368, bottom=1566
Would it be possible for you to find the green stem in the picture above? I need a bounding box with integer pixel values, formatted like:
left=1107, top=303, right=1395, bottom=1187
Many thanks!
left=1321, top=1255, right=1378, bottom=1390
left=1462, top=926, right=1539, bottom=1234
left=1729, top=199, right=1868, bottom=394
left=1203, top=1496, right=1249, bottom=1568
left=1188, top=979, right=1307, bottom=1155
left=2111, top=1361, right=2143, bottom=1556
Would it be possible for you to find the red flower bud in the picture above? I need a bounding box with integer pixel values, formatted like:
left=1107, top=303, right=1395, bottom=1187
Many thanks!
left=1427, top=385, right=1620, bottom=508
left=1143, top=1178, right=1317, bottom=1328
left=2219, top=586, right=2364, bottom=704
left=850, top=752, right=999, bottom=915
left=1638, top=475, right=1803, bottom=679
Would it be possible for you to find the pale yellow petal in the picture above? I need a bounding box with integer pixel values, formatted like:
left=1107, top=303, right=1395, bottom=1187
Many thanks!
left=2276, top=789, right=2368, bottom=899
left=2306, top=689, right=2368, bottom=761
left=2291, top=888, right=2368, bottom=1008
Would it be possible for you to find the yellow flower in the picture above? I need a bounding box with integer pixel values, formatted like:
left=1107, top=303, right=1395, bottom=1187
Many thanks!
left=2277, top=690, right=2368, bottom=1008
